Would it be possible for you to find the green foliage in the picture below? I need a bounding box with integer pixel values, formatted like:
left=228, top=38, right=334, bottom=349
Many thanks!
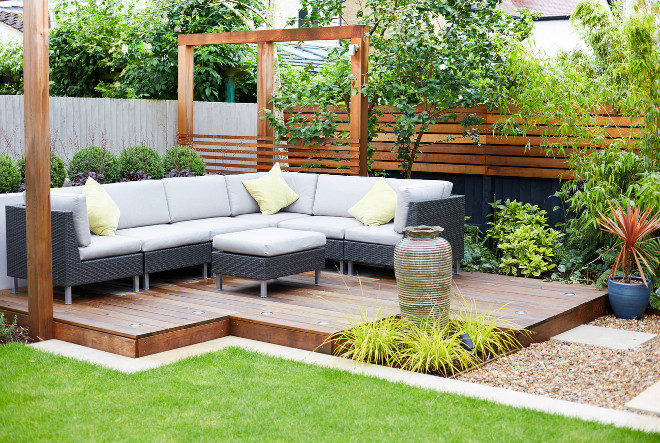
left=0, top=40, right=23, bottom=94
left=334, top=300, right=523, bottom=375
left=284, top=0, right=534, bottom=177
left=488, top=200, right=563, bottom=277
left=68, top=146, right=121, bottom=183
left=162, top=145, right=206, bottom=176
left=119, top=145, right=164, bottom=179
left=50, top=0, right=134, bottom=98
left=461, top=222, right=498, bottom=273
left=122, top=0, right=261, bottom=102
left=0, top=154, right=21, bottom=193
left=0, top=312, right=19, bottom=342
left=17, top=153, right=67, bottom=188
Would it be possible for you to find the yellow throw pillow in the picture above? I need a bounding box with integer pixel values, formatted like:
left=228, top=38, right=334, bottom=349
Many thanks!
left=348, top=178, right=397, bottom=226
left=82, top=177, right=120, bottom=236
left=242, top=163, right=299, bottom=215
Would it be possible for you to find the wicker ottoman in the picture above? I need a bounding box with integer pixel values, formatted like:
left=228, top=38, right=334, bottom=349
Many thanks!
left=211, top=228, right=326, bottom=298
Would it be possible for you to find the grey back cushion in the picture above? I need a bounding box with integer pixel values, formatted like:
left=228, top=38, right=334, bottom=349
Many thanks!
left=163, top=175, right=231, bottom=222
left=388, top=179, right=453, bottom=234
left=103, top=180, right=171, bottom=229
left=51, top=194, right=91, bottom=247
left=22, top=191, right=91, bottom=246
left=281, top=172, right=319, bottom=214
left=313, top=175, right=380, bottom=217
left=225, top=172, right=264, bottom=216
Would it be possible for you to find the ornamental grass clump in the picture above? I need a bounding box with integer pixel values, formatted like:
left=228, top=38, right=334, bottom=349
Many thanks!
left=119, top=145, right=164, bottom=180
left=332, top=294, right=524, bottom=376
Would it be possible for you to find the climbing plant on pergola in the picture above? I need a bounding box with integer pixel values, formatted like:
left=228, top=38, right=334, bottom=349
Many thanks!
left=176, top=25, right=370, bottom=175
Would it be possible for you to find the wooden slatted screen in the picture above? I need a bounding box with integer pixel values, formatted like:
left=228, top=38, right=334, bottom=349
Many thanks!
left=196, top=106, right=638, bottom=178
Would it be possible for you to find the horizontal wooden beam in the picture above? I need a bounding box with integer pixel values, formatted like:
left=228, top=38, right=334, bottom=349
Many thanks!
left=179, top=25, right=367, bottom=46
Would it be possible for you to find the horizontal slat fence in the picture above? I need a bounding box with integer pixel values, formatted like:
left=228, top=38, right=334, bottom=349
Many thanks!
left=194, top=105, right=639, bottom=178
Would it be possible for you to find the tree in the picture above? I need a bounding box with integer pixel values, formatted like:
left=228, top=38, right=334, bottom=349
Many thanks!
left=122, top=0, right=264, bottom=102
left=276, top=0, right=534, bottom=177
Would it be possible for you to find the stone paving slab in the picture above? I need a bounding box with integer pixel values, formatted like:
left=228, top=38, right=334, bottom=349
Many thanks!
left=551, top=325, right=657, bottom=350
left=626, top=381, right=660, bottom=416
left=29, top=337, right=660, bottom=434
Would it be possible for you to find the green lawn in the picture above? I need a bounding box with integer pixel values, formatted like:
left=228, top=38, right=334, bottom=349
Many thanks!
left=0, top=343, right=655, bottom=442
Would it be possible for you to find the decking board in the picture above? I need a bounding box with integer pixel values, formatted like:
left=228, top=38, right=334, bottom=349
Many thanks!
left=0, top=268, right=607, bottom=357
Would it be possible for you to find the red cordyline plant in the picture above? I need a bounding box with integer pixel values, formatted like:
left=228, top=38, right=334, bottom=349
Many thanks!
left=597, top=201, right=660, bottom=286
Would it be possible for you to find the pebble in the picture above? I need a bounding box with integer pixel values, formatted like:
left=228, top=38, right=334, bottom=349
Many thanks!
left=456, top=314, right=660, bottom=413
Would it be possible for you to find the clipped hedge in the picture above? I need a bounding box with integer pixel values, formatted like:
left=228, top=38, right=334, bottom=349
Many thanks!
left=68, top=146, right=121, bottom=183
left=0, top=154, right=21, bottom=193
left=119, top=145, right=164, bottom=180
left=17, top=152, right=67, bottom=188
left=162, top=145, right=206, bottom=177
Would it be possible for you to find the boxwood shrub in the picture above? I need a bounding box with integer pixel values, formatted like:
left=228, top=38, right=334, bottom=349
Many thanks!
left=162, top=145, right=206, bottom=177
left=17, top=152, right=67, bottom=188
left=119, top=145, right=164, bottom=180
left=68, top=146, right=121, bottom=183
left=0, top=154, right=21, bottom=193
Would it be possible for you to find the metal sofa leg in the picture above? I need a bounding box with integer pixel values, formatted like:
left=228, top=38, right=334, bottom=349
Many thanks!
left=202, top=263, right=208, bottom=279
left=455, top=260, right=460, bottom=275
left=65, top=286, right=72, bottom=305
left=11, top=277, right=18, bottom=294
left=133, top=276, right=140, bottom=293
left=216, top=274, right=223, bottom=290
left=339, top=260, right=345, bottom=275
left=144, top=273, right=150, bottom=291
left=260, top=280, right=267, bottom=298
left=315, top=269, right=321, bottom=286
left=347, top=261, right=354, bottom=277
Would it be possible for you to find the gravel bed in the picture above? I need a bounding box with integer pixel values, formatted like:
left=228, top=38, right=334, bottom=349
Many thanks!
left=456, top=314, right=660, bottom=413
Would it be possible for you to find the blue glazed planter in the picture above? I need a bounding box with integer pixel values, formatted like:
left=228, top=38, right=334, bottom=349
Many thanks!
left=607, top=277, right=651, bottom=319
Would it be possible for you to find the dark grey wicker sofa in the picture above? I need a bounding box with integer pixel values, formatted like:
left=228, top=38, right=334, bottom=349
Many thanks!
left=5, top=172, right=464, bottom=303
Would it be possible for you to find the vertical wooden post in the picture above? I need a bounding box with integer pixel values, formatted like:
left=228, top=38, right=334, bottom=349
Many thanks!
left=177, top=44, right=194, bottom=146
left=23, top=0, right=53, bottom=340
left=350, top=33, right=369, bottom=176
left=257, top=41, right=274, bottom=172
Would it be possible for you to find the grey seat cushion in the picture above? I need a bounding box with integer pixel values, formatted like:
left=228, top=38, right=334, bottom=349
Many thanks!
left=312, top=175, right=380, bottom=217
left=233, top=212, right=309, bottom=227
left=173, top=216, right=272, bottom=240
left=103, top=180, right=171, bottom=229
left=225, top=172, right=264, bottom=216
left=278, top=215, right=364, bottom=239
left=344, top=223, right=403, bottom=246
left=213, top=228, right=325, bottom=257
left=281, top=172, right=319, bottom=214
left=163, top=175, right=231, bottom=222
left=79, top=234, right=142, bottom=261
left=116, top=224, right=209, bottom=252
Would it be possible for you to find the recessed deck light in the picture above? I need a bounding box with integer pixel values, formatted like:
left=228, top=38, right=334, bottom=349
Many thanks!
left=515, top=310, right=526, bottom=315
left=130, top=323, right=142, bottom=327
left=193, top=310, right=205, bottom=314
left=317, top=321, right=330, bottom=325
left=564, top=292, right=575, bottom=296
left=261, top=311, right=273, bottom=316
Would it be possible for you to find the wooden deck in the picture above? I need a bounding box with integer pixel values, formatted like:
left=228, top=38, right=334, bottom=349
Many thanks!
left=0, top=267, right=608, bottom=358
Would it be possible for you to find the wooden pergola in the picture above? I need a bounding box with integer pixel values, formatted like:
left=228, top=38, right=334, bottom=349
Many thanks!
left=24, top=0, right=53, bottom=340
left=177, top=26, right=370, bottom=176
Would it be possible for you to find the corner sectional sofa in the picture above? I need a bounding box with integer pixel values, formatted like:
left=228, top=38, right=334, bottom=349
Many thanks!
left=6, top=172, right=464, bottom=304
